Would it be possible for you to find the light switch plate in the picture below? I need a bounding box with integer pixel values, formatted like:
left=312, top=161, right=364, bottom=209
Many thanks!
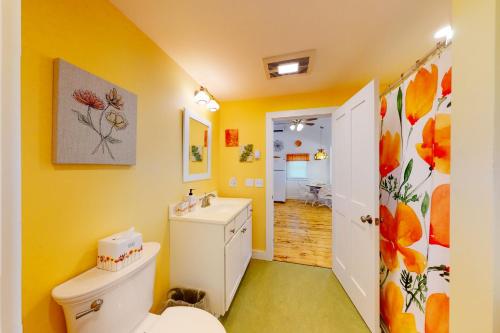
left=255, top=178, right=264, bottom=188
left=229, top=177, right=237, bottom=187
left=245, top=178, right=254, bottom=187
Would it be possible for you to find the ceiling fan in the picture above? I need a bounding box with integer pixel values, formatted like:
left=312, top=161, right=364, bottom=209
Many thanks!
left=288, top=118, right=317, bottom=131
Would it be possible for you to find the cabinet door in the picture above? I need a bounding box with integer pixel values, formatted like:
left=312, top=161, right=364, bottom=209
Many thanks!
left=225, top=230, right=241, bottom=309
left=241, top=218, right=252, bottom=270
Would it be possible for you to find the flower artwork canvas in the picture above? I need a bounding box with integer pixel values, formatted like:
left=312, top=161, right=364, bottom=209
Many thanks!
left=53, top=59, right=137, bottom=165
left=225, top=129, right=239, bottom=147
left=239, top=144, right=254, bottom=162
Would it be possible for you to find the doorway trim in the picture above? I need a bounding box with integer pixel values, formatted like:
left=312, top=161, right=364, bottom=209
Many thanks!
left=258, top=106, right=337, bottom=261
left=1, top=0, right=22, bottom=332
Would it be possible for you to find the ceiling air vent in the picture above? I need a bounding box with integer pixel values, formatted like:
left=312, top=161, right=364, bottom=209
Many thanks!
left=263, top=50, right=315, bottom=79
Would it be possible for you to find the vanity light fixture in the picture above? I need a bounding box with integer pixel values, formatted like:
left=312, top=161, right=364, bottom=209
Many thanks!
left=207, top=99, right=220, bottom=112
left=194, top=86, right=220, bottom=112
left=194, top=86, right=211, bottom=105
left=277, top=62, right=299, bottom=75
left=434, top=25, right=454, bottom=44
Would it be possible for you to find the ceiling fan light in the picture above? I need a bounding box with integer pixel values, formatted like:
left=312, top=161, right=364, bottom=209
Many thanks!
left=289, top=124, right=296, bottom=131
left=207, top=99, right=219, bottom=112
left=296, top=123, right=304, bottom=131
left=194, top=87, right=210, bottom=104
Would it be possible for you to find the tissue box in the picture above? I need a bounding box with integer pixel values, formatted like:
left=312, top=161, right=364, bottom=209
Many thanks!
left=97, top=228, right=143, bottom=272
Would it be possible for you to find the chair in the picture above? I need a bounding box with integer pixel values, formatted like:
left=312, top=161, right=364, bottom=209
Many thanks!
left=316, top=185, right=332, bottom=209
left=299, top=182, right=315, bottom=205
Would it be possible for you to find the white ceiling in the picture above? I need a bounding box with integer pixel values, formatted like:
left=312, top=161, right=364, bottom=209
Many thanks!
left=111, top=0, right=451, bottom=101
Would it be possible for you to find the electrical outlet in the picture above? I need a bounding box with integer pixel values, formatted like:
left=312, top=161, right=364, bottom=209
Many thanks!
left=245, top=178, right=254, bottom=187
left=255, top=178, right=264, bottom=188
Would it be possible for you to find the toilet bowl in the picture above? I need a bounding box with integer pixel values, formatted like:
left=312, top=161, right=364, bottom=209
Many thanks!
left=52, top=242, right=225, bottom=333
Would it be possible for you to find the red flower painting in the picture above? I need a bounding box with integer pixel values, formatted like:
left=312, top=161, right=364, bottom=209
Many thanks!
left=225, top=129, right=239, bottom=147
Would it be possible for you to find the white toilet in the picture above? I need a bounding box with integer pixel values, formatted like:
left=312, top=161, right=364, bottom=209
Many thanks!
left=52, top=242, right=226, bottom=333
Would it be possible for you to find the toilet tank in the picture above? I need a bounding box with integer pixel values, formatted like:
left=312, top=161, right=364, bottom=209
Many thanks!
left=52, top=242, right=160, bottom=333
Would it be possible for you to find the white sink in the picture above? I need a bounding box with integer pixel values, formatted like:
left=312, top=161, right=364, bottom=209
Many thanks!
left=169, top=197, right=252, bottom=224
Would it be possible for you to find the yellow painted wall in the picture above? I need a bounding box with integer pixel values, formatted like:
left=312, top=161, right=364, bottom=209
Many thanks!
left=218, top=87, right=359, bottom=250
left=451, top=0, right=497, bottom=331
left=22, top=1, right=218, bottom=332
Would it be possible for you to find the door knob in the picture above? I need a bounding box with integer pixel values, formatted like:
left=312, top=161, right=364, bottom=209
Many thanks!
left=360, top=215, right=373, bottom=224
left=360, top=215, right=382, bottom=225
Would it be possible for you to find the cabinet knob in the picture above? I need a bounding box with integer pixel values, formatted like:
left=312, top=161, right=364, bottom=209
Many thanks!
left=230, top=228, right=235, bottom=233
left=241, top=228, right=247, bottom=233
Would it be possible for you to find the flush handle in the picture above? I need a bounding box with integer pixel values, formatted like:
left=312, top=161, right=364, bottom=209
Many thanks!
left=75, top=299, right=103, bottom=320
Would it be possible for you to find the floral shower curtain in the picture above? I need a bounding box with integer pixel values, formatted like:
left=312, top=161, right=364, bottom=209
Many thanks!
left=379, top=48, right=451, bottom=333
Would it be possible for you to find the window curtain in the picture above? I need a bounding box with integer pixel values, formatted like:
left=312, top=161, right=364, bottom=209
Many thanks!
left=286, top=153, right=309, bottom=161
left=379, top=47, right=451, bottom=332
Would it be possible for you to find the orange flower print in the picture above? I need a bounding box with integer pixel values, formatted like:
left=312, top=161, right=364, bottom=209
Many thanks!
left=381, top=282, right=418, bottom=333
left=380, top=96, right=387, bottom=119
left=380, top=204, right=426, bottom=274
left=380, top=130, right=401, bottom=177
left=425, top=293, right=449, bottom=333
left=430, top=184, right=450, bottom=247
left=416, top=114, right=451, bottom=174
left=73, top=89, right=106, bottom=110
left=441, top=68, right=452, bottom=97
left=225, top=129, right=239, bottom=147
left=405, top=64, right=438, bottom=125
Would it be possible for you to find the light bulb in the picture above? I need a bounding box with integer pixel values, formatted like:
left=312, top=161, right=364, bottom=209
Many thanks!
left=278, top=62, right=299, bottom=75
left=434, top=25, right=454, bottom=43
left=297, top=123, right=304, bottom=131
left=289, top=124, right=296, bottom=131
left=194, top=87, right=210, bottom=104
left=207, top=99, right=219, bottom=112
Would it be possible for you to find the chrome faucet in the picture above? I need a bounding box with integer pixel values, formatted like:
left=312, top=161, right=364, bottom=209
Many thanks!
left=201, top=193, right=216, bottom=208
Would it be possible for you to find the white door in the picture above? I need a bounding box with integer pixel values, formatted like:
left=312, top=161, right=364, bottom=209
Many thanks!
left=332, top=80, right=380, bottom=332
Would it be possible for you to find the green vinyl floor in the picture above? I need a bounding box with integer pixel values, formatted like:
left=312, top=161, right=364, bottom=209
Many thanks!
left=220, top=260, right=370, bottom=333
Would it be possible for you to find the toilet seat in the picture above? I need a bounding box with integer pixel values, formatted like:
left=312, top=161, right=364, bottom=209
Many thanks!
left=148, top=307, right=226, bottom=333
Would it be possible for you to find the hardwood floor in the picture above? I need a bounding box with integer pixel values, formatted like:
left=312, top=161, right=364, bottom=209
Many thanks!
left=273, top=199, right=332, bottom=268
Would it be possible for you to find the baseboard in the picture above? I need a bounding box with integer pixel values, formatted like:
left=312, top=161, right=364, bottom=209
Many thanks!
left=252, top=249, right=273, bottom=261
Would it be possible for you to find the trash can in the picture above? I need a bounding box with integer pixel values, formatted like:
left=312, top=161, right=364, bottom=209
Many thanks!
left=163, top=288, right=208, bottom=311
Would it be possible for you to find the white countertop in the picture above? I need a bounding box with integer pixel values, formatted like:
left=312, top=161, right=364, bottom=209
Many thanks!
left=169, top=197, right=252, bottom=225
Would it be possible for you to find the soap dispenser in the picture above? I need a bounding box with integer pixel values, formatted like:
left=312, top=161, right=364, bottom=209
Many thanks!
left=187, top=188, right=197, bottom=212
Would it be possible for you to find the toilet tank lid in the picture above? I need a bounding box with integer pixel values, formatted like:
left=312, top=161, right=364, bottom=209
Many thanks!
left=52, top=242, right=160, bottom=305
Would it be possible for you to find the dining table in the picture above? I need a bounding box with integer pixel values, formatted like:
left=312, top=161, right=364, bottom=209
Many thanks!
left=306, top=184, right=324, bottom=204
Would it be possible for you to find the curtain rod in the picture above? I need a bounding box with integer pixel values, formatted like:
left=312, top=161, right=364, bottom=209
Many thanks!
left=380, top=41, right=451, bottom=97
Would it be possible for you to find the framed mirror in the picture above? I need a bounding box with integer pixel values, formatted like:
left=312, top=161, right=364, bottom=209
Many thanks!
left=183, top=109, right=212, bottom=182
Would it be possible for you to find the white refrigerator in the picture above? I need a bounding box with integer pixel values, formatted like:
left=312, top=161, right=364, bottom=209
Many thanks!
left=273, top=156, right=286, bottom=202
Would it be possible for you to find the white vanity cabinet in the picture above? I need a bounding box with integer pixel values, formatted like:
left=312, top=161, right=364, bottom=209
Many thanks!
left=169, top=198, right=252, bottom=317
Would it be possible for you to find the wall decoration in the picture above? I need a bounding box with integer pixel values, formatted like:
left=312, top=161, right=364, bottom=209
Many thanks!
left=53, top=59, right=137, bottom=165
left=225, top=129, right=239, bottom=147
left=190, top=145, right=203, bottom=162
left=294, top=140, right=302, bottom=147
left=239, top=144, right=254, bottom=162
left=273, top=139, right=284, bottom=152
left=379, top=48, right=451, bottom=333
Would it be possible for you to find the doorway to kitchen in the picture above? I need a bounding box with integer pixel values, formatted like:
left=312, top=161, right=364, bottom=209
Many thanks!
left=266, top=107, right=334, bottom=268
